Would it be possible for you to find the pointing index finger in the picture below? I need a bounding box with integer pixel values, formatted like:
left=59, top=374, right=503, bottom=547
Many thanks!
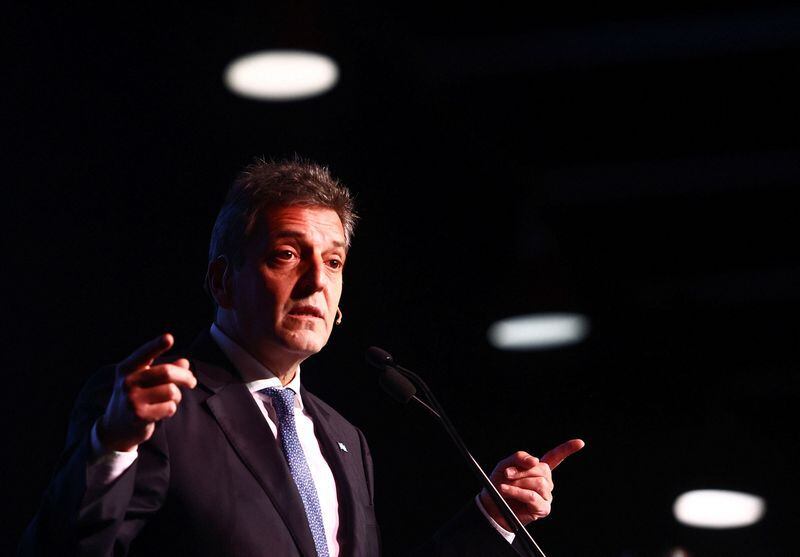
left=541, top=439, right=585, bottom=471
left=118, top=334, right=175, bottom=375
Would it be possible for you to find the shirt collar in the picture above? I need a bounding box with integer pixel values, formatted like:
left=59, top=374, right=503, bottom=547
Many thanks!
left=209, top=323, right=304, bottom=409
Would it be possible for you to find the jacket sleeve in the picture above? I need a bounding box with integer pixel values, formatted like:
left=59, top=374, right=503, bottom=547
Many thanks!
left=18, top=367, right=170, bottom=557
left=408, top=500, right=523, bottom=557
left=356, top=422, right=519, bottom=557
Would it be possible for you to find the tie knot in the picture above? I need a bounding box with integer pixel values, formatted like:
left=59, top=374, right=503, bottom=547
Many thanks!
left=260, top=387, right=296, bottom=418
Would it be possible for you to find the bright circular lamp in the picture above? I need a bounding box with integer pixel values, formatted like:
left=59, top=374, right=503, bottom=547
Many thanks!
left=224, top=50, right=339, bottom=101
left=487, top=313, right=589, bottom=350
left=673, top=489, right=765, bottom=529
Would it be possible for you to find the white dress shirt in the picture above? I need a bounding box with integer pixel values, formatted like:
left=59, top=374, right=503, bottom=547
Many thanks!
left=209, top=324, right=340, bottom=556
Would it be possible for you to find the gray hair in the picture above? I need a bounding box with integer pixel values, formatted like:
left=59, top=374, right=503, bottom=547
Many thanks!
left=208, top=157, right=358, bottom=269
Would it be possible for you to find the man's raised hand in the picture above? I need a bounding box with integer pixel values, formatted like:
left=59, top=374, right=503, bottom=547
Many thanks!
left=480, top=439, right=585, bottom=530
left=97, top=334, right=197, bottom=452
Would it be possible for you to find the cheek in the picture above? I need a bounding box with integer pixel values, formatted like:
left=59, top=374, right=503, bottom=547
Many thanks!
left=237, top=287, right=278, bottom=323
left=253, top=275, right=287, bottom=308
left=329, top=279, right=343, bottom=303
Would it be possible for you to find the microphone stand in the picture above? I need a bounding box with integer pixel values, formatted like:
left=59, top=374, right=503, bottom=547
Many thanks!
left=393, top=364, right=548, bottom=557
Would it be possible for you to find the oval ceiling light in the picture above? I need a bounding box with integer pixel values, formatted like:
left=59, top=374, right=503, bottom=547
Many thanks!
left=673, top=489, right=765, bottom=529
left=223, top=50, right=339, bottom=101
left=487, top=313, right=589, bottom=350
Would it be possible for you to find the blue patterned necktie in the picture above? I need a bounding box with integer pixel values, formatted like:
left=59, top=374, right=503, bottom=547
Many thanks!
left=261, top=387, right=330, bottom=557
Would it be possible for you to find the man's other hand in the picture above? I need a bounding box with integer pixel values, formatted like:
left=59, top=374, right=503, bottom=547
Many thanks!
left=97, top=334, right=197, bottom=452
left=480, top=439, right=585, bottom=530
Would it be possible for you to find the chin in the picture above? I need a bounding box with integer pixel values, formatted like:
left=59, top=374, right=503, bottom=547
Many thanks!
left=281, top=332, right=330, bottom=356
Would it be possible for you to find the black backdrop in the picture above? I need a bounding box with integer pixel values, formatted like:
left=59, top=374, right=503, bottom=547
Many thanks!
left=5, top=4, right=800, bottom=556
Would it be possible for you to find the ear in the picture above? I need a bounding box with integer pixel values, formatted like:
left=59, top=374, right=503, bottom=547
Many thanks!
left=207, top=255, right=234, bottom=308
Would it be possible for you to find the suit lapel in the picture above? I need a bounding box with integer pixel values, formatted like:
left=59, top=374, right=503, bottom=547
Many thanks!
left=188, top=334, right=319, bottom=557
left=301, top=391, right=359, bottom=556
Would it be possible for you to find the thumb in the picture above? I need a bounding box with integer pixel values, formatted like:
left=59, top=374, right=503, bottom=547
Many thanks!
left=172, top=358, right=191, bottom=369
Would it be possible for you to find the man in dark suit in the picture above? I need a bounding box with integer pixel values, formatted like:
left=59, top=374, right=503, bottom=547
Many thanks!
left=20, top=159, right=583, bottom=556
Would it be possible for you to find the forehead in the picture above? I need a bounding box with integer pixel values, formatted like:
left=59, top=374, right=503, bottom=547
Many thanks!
left=253, top=205, right=346, bottom=246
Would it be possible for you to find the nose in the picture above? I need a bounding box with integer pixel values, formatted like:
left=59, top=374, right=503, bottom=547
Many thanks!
left=296, top=255, right=326, bottom=296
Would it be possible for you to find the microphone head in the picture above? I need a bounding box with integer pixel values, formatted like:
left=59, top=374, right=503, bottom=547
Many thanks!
left=365, top=346, right=395, bottom=370
left=378, top=367, right=417, bottom=404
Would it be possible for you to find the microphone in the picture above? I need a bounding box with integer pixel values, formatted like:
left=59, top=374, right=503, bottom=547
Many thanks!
left=365, top=347, right=548, bottom=557
left=365, top=345, right=395, bottom=369
left=369, top=347, right=442, bottom=418
left=378, top=366, right=416, bottom=404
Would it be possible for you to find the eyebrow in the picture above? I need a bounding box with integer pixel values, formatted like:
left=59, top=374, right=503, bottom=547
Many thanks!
left=272, top=230, right=346, bottom=249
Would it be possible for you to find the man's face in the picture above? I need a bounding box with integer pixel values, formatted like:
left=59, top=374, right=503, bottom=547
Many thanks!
left=228, top=205, right=346, bottom=365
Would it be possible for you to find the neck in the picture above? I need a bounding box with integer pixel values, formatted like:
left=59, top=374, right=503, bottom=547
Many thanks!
left=214, top=317, right=304, bottom=386
left=260, top=354, right=301, bottom=386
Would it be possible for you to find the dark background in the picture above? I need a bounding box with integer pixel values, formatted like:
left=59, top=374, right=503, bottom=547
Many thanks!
left=5, top=3, right=799, bottom=556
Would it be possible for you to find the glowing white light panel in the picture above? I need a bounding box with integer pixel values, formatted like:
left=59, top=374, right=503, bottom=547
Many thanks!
left=673, top=489, right=765, bottom=528
left=487, top=313, right=589, bottom=350
left=224, top=50, right=339, bottom=100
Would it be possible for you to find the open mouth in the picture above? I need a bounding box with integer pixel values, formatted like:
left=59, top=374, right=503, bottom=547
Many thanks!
left=288, top=305, right=324, bottom=319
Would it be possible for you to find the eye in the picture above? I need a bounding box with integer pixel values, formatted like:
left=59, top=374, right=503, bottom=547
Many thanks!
left=327, top=257, right=344, bottom=270
left=270, top=250, right=297, bottom=263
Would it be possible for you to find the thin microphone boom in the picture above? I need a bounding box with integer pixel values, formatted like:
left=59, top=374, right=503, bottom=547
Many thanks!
left=366, top=347, right=548, bottom=557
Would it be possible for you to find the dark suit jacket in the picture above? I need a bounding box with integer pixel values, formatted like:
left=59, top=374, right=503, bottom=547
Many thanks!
left=20, top=331, right=519, bottom=557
